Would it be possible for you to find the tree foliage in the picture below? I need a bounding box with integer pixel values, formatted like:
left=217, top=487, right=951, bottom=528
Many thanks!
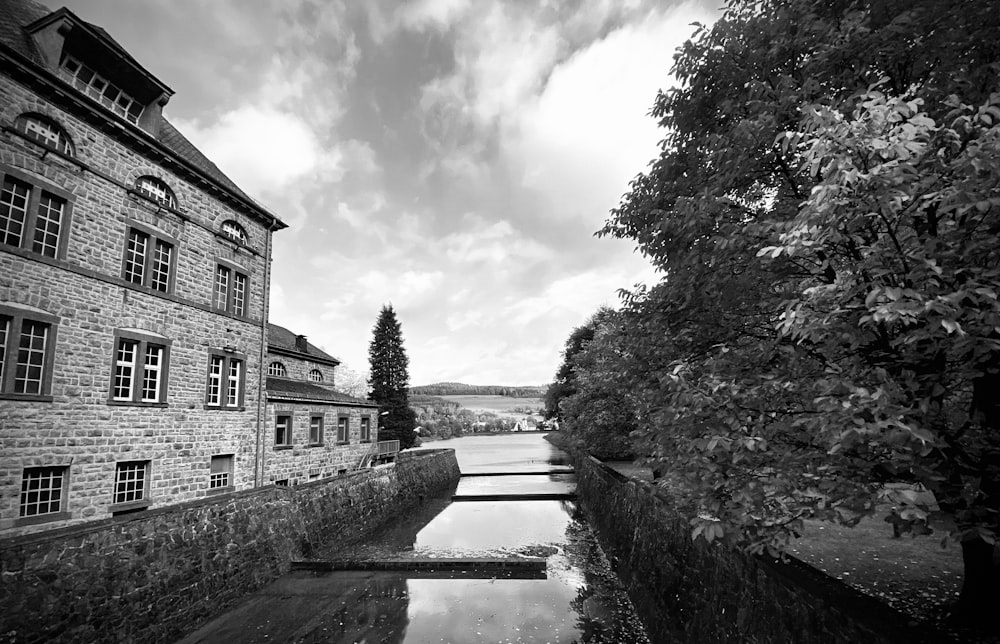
left=593, top=0, right=1000, bottom=623
left=556, top=308, right=637, bottom=460
left=335, top=364, right=369, bottom=399
left=368, top=305, right=417, bottom=449
left=544, top=308, right=612, bottom=420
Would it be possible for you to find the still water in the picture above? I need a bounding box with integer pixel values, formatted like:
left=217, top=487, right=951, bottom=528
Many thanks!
left=178, top=434, right=647, bottom=644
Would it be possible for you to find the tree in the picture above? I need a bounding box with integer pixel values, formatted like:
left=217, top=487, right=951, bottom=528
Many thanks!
left=368, top=305, right=417, bottom=449
left=335, top=364, right=369, bottom=399
left=557, top=309, right=637, bottom=460
left=543, top=307, right=612, bottom=420
left=599, top=0, right=1000, bottom=626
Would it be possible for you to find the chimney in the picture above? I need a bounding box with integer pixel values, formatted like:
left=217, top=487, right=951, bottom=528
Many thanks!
left=295, top=335, right=308, bottom=352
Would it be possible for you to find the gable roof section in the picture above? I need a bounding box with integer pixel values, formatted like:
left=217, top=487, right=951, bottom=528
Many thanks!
left=268, top=323, right=341, bottom=367
left=266, top=378, right=374, bottom=407
left=0, top=0, right=286, bottom=230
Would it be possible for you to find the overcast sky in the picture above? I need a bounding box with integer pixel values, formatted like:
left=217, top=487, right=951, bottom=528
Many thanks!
left=61, top=0, right=721, bottom=386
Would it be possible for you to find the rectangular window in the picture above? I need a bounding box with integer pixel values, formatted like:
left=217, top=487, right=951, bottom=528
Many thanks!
left=1, top=170, right=72, bottom=259
left=141, top=345, right=163, bottom=402
left=214, top=262, right=249, bottom=317
left=109, top=331, right=169, bottom=404
left=15, top=320, right=48, bottom=395
left=32, top=193, right=63, bottom=258
left=232, top=273, right=247, bottom=317
left=19, top=466, right=68, bottom=519
left=309, top=415, right=324, bottom=446
left=59, top=54, right=144, bottom=124
left=124, top=229, right=147, bottom=283
left=122, top=225, right=175, bottom=292
left=210, top=455, right=233, bottom=490
left=337, top=416, right=349, bottom=444
left=113, top=461, right=150, bottom=506
left=275, top=415, right=292, bottom=446
left=1, top=176, right=29, bottom=248
left=206, top=355, right=223, bottom=406
left=206, top=351, right=245, bottom=408
left=226, top=359, right=241, bottom=406
left=150, top=240, right=172, bottom=291
left=0, top=306, right=58, bottom=399
left=214, top=265, right=229, bottom=308
left=360, top=417, right=371, bottom=442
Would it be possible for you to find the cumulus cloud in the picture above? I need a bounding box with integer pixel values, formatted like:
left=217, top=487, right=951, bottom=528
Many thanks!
left=175, top=106, right=335, bottom=196
left=506, top=3, right=718, bottom=222
left=62, top=0, right=716, bottom=385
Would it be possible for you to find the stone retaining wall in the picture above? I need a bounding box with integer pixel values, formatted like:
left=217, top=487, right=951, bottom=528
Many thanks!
left=575, top=455, right=944, bottom=644
left=0, top=448, right=460, bottom=643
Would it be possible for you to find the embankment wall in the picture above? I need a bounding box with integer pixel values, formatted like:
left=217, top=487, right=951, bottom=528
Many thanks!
left=574, top=454, right=942, bottom=643
left=0, top=448, right=460, bottom=643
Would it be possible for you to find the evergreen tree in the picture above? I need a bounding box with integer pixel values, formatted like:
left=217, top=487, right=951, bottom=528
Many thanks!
left=368, top=305, right=417, bottom=449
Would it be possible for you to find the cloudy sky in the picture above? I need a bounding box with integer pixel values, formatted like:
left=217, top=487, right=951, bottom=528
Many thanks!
left=62, top=0, right=721, bottom=386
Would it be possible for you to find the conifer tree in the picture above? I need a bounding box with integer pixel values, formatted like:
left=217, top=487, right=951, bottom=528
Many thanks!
left=368, top=305, right=417, bottom=448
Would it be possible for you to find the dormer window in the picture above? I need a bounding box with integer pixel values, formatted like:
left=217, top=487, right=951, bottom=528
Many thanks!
left=308, top=369, right=323, bottom=382
left=59, top=55, right=143, bottom=125
left=268, top=362, right=286, bottom=377
left=135, top=176, right=177, bottom=209
left=14, top=114, right=74, bottom=155
left=221, top=220, right=249, bottom=245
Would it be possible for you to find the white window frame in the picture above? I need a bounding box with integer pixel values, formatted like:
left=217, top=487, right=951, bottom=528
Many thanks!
left=0, top=305, right=58, bottom=400
left=1, top=166, right=73, bottom=260
left=121, top=223, right=176, bottom=293
left=111, top=460, right=151, bottom=511
left=206, top=351, right=245, bottom=409
left=14, top=113, right=75, bottom=155
left=109, top=330, right=170, bottom=405
left=214, top=261, right=249, bottom=317
left=18, top=465, right=70, bottom=524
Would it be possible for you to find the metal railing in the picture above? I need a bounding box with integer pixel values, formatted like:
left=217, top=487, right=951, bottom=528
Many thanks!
left=356, top=439, right=402, bottom=470
left=377, top=440, right=400, bottom=457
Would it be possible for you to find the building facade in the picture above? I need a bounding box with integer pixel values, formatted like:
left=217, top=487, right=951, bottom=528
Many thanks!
left=264, top=324, right=381, bottom=485
left=0, top=1, right=390, bottom=538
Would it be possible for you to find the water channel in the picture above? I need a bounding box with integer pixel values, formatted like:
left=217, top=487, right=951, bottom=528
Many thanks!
left=178, top=433, right=649, bottom=643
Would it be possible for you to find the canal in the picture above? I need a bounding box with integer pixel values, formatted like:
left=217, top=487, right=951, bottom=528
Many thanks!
left=178, top=433, right=649, bottom=643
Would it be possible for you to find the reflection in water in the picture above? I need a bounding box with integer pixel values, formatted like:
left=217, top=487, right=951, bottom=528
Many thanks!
left=431, top=433, right=573, bottom=472
left=404, top=578, right=578, bottom=643
left=413, top=500, right=576, bottom=557
left=181, top=434, right=649, bottom=643
left=456, top=473, right=576, bottom=495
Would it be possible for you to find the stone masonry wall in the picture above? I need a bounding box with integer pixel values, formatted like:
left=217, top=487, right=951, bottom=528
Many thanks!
left=265, top=402, right=378, bottom=484
left=574, top=455, right=944, bottom=644
left=1, top=72, right=271, bottom=536
left=0, top=448, right=460, bottom=644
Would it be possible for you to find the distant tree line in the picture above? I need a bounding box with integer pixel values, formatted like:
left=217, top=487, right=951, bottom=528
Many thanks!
left=410, top=382, right=548, bottom=398
left=410, top=395, right=531, bottom=439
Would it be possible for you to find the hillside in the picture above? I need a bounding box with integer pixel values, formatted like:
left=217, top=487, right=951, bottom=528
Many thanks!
left=411, top=382, right=547, bottom=397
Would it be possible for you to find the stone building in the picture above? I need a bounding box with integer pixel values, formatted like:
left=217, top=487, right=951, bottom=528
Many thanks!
left=0, top=1, right=377, bottom=538
left=264, top=323, right=382, bottom=485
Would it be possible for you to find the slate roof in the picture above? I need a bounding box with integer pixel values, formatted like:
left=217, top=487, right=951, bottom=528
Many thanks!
left=0, top=0, right=284, bottom=228
left=268, top=323, right=341, bottom=366
left=266, top=377, right=374, bottom=406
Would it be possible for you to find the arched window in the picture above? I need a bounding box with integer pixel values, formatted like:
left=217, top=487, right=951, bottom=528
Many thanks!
left=220, top=220, right=249, bottom=245
left=308, top=369, right=323, bottom=382
left=14, top=113, right=74, bottom=155
left=268, top=362, right=286, bottom=377
left=135, top=176, right=177, bottom=209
